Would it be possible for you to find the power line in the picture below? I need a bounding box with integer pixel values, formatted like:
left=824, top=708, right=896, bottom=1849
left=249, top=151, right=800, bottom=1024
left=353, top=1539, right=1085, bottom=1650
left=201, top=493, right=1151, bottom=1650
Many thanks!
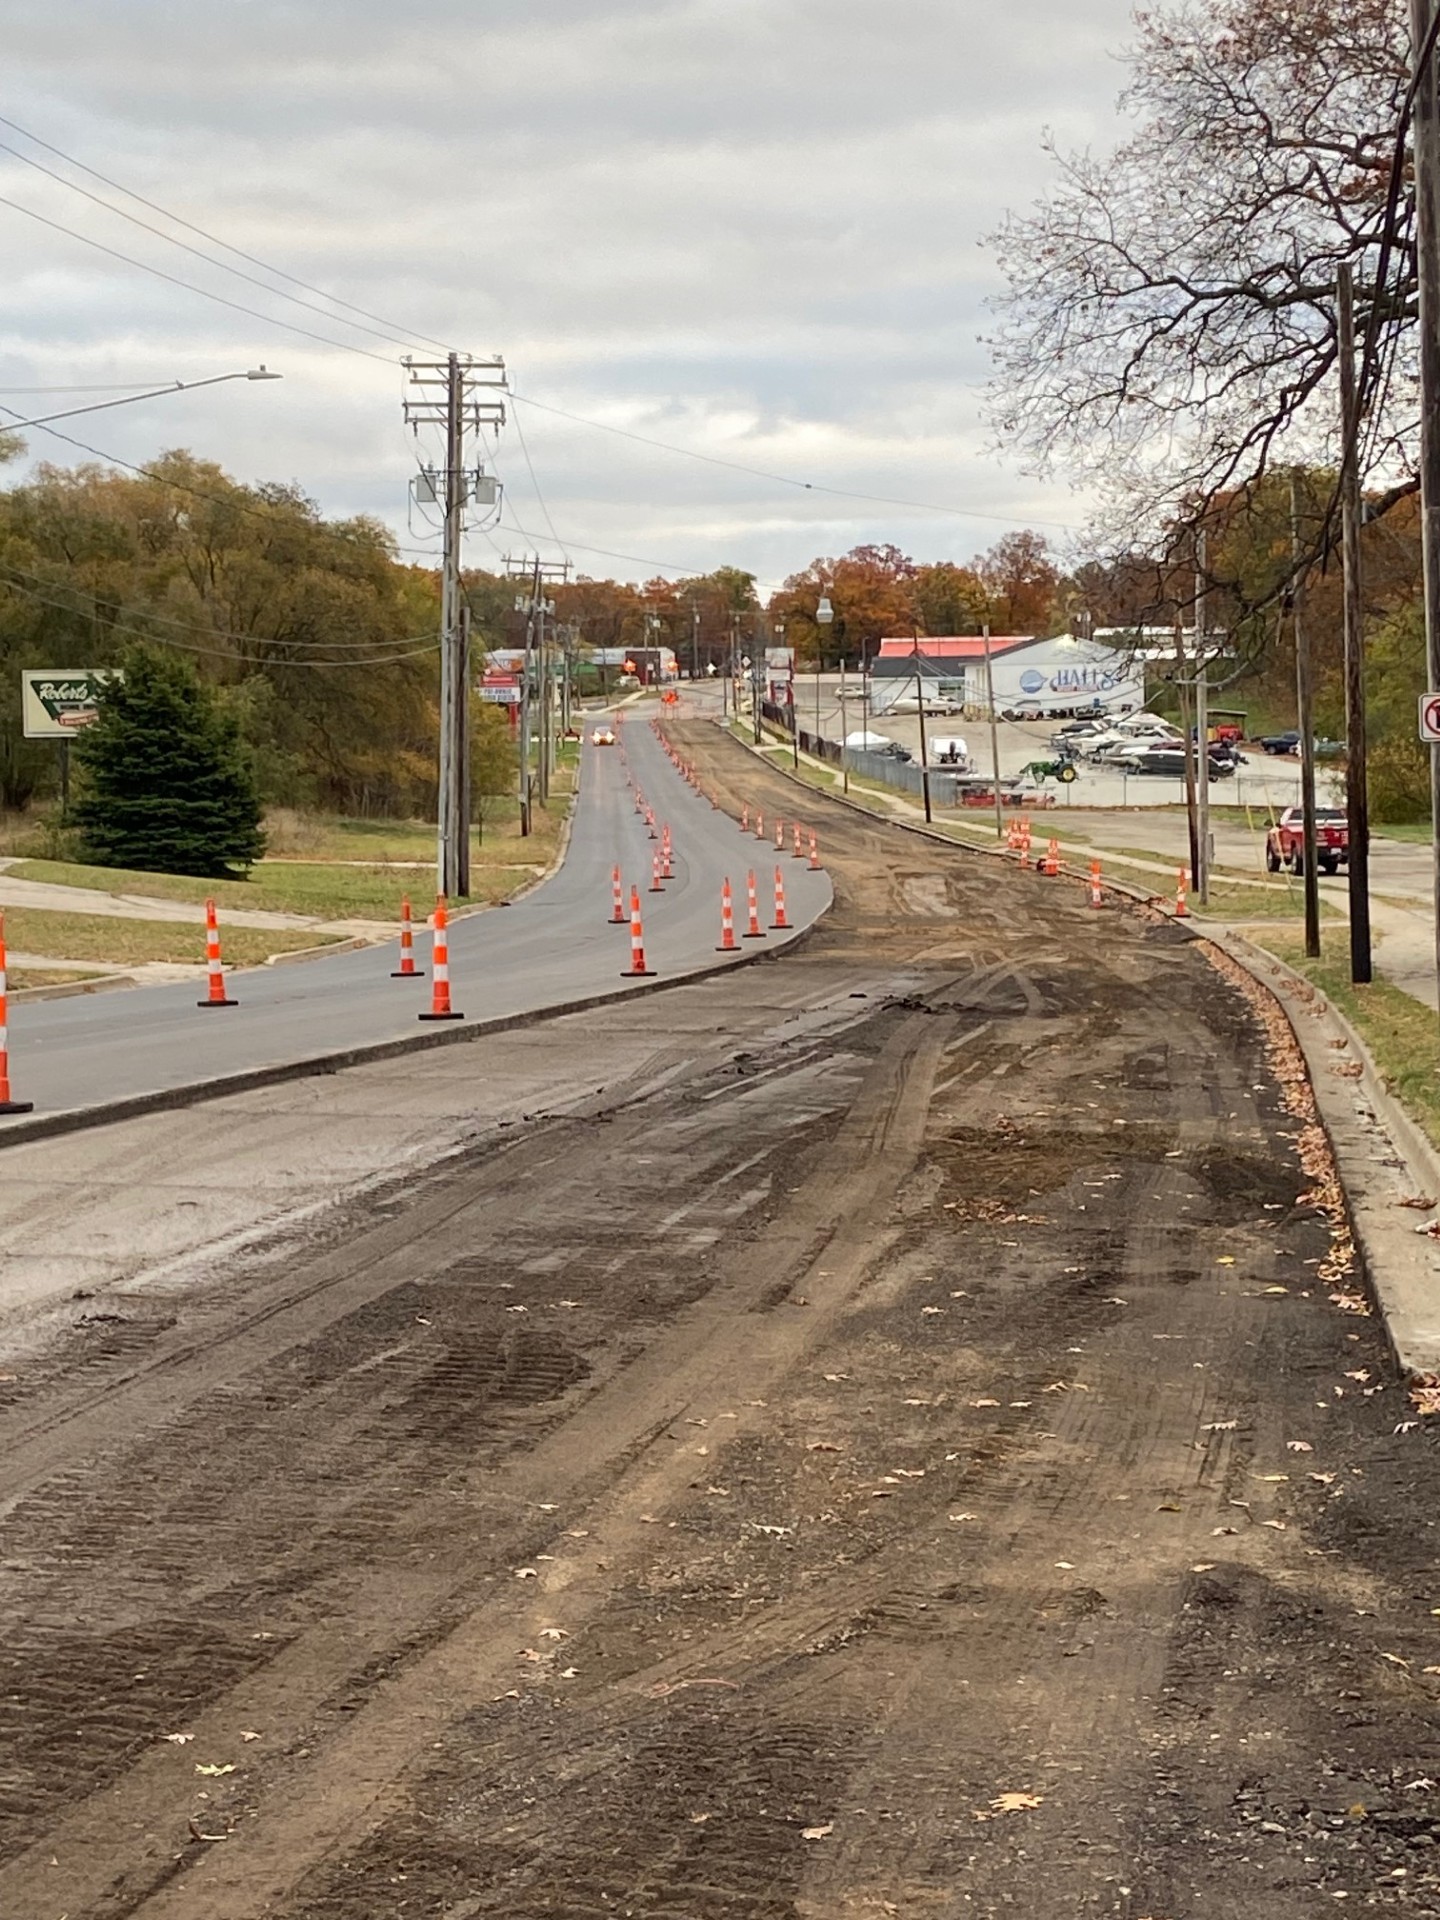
left=0, top=111, right=455, bottom=357
left=507, top=396, right=569, bottom=558
left=0, top=403, right=445, bottom=565
left=0, top=563, right=441, bottom=667
left=0, top=191, right=395, bottom=363
left=508, top=391, right=1084, bottom=532
left=0, top=138, right=438, bottom=355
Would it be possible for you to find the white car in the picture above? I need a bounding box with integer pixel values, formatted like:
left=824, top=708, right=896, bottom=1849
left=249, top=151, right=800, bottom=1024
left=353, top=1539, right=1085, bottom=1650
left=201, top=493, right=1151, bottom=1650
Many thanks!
left=591, top=726, right=616, bottom=746
left=1083, top=718, right=1181, bottom=761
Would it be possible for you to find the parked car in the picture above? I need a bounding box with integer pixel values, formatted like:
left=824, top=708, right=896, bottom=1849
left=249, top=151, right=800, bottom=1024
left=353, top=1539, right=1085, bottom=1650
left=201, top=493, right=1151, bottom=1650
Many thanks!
left=1257, top=730, right=1300, bottom=756
left=1266, top=806, right=1348, bottom=875
left=927, top=735, right=972, bottom=769
left=1111, top=742, right=1238, bottom=779
left=889, top=693, right=965, bottom=716
left=1085, top=718, right=1183, bottom=762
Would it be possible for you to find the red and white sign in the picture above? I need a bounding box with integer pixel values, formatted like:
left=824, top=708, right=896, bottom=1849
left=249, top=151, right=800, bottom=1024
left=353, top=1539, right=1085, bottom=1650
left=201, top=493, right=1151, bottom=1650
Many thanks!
left=1420, top=693, right=1440, bottom=742
left=479, top=672, right=520, bottom=707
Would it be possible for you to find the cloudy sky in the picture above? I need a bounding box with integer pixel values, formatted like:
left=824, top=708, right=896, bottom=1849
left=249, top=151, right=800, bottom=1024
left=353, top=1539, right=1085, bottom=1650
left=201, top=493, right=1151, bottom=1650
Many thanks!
left=1, top=0, right=1140, bottom=592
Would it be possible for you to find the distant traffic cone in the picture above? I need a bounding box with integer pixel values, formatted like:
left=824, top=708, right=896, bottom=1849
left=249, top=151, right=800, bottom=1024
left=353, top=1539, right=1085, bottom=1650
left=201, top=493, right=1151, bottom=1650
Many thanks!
left=661, top=827, right=673, bottom=878
left=418, top=896, right=463, bottom=1020
left=792, top=821, right=804, bottom=859
left=0, top=916, right=33, bottom=1114
left=634, top=789, right=646, bottom=815
left=754, top=809, right=765, bottom=840
left=1089, top=858, right=1103, bottom=908
left=1043, top=837, right=1060, bottom=877
left=808, top=830, right=821, bottom=871
left=741, top=804, right=750, bottom=833
left=609, top=864, right=626, bottom=924
left=716, top=878, right=738, bottom=951
left=1175, top=868, right=1190, bottom=918
left=391, top=894, right=424, bottom=976
left=646, top=807, right=657, bottom=839
left=744, top=869, right=765, bottom=938
left=650, top=850, right=665, bottom=892
left=622, top=886, right=655, bottom=977
left=774, top=818, right=784, bottom=851
left=198, top=897, right=237, bottom=1007
left=771, top=866, right=791, bottom=930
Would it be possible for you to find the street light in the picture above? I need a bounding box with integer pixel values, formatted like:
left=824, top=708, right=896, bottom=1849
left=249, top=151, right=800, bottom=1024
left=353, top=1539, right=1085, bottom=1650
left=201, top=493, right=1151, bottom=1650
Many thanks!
left=3, top=367, right=282, bottom=433
left=817, top=596, right=837, bottom=787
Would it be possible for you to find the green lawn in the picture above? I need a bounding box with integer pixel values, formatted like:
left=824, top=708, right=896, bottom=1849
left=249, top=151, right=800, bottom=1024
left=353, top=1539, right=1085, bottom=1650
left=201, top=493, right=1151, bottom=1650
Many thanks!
left=6, top=858, right=540, bottom=922
left=1258, top=932, right=1440, bottom=1151
left=1, top=909, right=344, bottom=969
left=1373, top=822, right=1436, bottom=846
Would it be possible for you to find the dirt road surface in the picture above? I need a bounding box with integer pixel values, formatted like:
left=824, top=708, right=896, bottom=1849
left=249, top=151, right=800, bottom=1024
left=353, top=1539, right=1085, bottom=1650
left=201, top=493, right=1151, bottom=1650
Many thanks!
left=3, top=719, right=1439, bottom=1919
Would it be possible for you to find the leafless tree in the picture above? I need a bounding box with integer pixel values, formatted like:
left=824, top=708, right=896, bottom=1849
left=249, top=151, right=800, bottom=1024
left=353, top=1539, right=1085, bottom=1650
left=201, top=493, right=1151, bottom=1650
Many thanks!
left=986, top=0, right=1415, bottom=559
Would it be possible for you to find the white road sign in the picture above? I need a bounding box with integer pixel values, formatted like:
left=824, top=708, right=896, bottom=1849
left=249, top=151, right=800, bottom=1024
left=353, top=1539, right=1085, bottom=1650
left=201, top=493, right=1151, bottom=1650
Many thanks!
left=1421, top=692, right=1440, bottom=743
left=21, top=669, right=118, bottom=739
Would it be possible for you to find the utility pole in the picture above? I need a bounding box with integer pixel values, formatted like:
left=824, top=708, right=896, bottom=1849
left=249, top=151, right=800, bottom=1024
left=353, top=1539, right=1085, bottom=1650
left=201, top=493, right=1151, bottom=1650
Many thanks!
left=1292, top=470, right=1322, bottom=958
left=1338, top=261, right=1373, bottom=983
left=1174, top=621, right=1200, bottom=891
left=505, top=554, right=570, bottom=833
left=982, top=623, right=1004, bottom=842
left=1409, top=0, right=1440, bottom=1007
left=1194, top=530, right=1210, bottom=905
left=403, top=352, right=506, bottom=898
left=912, top=632, right=932, bottom=822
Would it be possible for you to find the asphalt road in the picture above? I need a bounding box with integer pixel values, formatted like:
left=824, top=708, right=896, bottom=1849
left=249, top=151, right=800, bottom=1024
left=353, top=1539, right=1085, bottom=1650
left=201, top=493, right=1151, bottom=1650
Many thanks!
left=3, top=713, right=831, bottom=1120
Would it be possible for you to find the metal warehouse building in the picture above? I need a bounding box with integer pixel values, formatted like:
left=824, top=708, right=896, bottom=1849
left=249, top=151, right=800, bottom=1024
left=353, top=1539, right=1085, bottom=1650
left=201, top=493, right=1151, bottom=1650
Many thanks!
left=869, top=632, right=1147, bottom=717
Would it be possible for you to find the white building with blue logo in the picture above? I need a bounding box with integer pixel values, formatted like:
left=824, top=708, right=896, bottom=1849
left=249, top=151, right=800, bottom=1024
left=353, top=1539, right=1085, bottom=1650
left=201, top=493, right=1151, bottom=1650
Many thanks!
left=868, top=631, right=1147, bottom=717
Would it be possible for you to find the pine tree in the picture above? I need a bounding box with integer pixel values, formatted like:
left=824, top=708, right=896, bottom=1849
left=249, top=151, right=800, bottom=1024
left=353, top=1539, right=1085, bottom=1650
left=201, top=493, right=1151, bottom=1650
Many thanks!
left=73, top=648, right=266, bottom=877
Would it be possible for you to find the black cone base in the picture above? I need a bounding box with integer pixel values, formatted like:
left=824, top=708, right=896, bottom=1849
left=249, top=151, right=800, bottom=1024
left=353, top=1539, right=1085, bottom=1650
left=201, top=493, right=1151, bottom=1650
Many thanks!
left=418, top=1010, right=464, bottom=1021
left=0, top=1099, right=34, bottom=1114
left=391, top=969, right=426, bottom=978
left=197, top=998, right=238, bottom=1008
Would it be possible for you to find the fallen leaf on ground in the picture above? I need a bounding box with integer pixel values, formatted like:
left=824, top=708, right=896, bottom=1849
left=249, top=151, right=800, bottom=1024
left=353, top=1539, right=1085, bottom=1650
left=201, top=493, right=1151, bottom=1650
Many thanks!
left=1380, top=1652, right=1412, bottom=1669
left=514, top=1566, right=539, bottom=1578
left=238, top=1730, right=261, bottom=1742
left=1286, top=1440, right=1314, bottom=1453
left=801, top=1823, right=834, bottom=1840
left=971, top=1398, right=1000, bottom=1408
left=950, top=1512, right=979, bottom=1521
left=1202, top=1420, right=1238, bottom=1432
left=162, top=1732, right=194, bottom=1745
left=195, top=1763, right=235, bottom=1777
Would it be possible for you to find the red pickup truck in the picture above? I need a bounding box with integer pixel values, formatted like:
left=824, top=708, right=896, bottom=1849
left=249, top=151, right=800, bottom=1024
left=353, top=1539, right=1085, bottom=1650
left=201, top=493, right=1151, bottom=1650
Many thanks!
left=1265, top=805, right=1348, bottom=876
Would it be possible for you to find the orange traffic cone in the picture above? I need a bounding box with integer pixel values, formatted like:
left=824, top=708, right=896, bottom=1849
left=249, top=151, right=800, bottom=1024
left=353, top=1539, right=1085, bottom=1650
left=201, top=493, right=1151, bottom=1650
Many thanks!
left=774, top=818, right=784, bottom=851
left=771, top=866, right=790, bottom=930
left=716, top=878, right=738, bottom=951
left=741, top=804, right=750, bottom=833
left=609, top=864, right=626, bottom=924
left=661, top=827, right=673, bottom=879
left=198, top=897, right=237, bottom=1007
left=1043, top=837, right=1060, bottom=877
left=646, top=807, right=657, bottom=840
left=754, top=809, right=765, bottom=840
left=1175, top=868, right=1190, bottom=918
left=650, top=850, right=665, bottom=892
left=392, top=894, right=423, bottom=977
left=792, top=821, right=804, bottom=859
left=1090, top=858, right=1103, bottom=908
left=744, top=869, right=765, bottom=938
left=808, top=830, right=821, bottom=871
left=0, top=915, right=33, bottom=1114
left=622, top=885, right=655, bottom=976
left=419, top=897, right=463, bottom=1020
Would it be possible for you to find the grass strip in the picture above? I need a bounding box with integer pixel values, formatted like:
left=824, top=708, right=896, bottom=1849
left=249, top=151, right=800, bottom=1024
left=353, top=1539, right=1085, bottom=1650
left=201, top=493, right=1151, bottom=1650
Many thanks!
left=1, top=909, right=345, bottom=969
left=1256, top=932, right=1440, bottom=1152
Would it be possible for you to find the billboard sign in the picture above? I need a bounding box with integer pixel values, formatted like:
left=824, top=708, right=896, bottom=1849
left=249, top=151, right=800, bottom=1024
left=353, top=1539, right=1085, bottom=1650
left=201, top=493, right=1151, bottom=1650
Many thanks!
left=21, top=669, right=119, bottom=739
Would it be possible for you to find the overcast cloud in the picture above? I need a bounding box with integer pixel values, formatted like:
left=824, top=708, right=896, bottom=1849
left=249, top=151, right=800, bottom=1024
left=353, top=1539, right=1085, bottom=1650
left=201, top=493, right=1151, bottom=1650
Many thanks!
left=0, top=0, right=1139, bottom=590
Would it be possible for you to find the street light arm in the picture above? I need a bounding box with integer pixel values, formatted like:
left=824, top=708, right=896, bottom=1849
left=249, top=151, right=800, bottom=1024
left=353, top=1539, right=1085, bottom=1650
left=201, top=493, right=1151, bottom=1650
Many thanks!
left=3, top=367, right=281, bottom=432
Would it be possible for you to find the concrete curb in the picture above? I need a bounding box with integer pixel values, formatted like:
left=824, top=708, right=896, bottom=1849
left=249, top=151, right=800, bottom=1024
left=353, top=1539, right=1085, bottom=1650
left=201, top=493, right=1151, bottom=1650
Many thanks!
left=11, top=971, right=134, bottom=1004
left=265, top=935, right=372, bottom=968
left=0, top=900, right=831, bottom=1153
left=1200, top=925, right=1440, bottom=1379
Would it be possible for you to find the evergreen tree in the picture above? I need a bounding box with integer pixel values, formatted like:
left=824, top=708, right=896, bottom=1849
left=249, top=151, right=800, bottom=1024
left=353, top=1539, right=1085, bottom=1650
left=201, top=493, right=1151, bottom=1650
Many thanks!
left=73, top=647, right=266, bottom=877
